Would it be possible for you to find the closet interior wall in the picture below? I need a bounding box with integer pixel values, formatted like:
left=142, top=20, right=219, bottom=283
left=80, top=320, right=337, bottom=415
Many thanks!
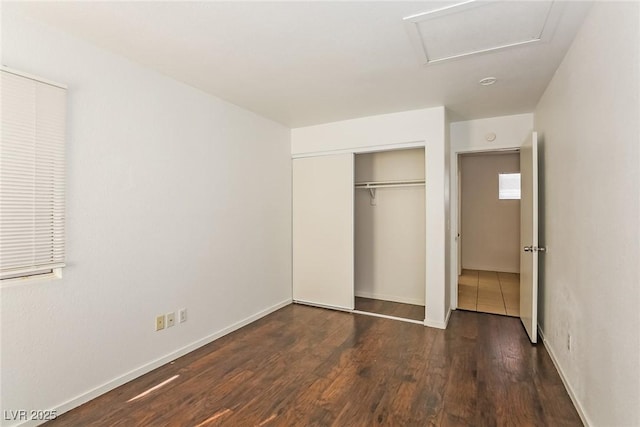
left=355, top=148, right=426, bottom=306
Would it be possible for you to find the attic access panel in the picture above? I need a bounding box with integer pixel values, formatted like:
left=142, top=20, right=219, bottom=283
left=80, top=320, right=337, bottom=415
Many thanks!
left=404, top=0, right=560, bottom=64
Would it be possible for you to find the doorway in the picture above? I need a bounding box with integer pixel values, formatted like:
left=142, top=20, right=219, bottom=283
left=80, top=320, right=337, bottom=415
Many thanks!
left=457, top=151, right=521, bottom=317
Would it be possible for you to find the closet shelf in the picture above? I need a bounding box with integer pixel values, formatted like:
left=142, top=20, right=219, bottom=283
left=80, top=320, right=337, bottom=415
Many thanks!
left=355, top=179, right=425, bottom=189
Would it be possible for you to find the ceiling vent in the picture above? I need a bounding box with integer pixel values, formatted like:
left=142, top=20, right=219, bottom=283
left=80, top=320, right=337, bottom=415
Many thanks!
left=404, top=0, right=562, bottom=65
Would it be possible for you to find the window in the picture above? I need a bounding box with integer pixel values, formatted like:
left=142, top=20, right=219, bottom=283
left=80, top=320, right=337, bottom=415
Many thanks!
left=499, top=173, right=521, bottom=200
left=0, top=69, right=67, bottom=281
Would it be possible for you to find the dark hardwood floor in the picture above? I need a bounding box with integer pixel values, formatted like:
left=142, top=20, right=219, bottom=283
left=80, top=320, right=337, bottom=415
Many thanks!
left=355, top=296, right=424, bottom=321
left=47, top=304, right=582, bottom=426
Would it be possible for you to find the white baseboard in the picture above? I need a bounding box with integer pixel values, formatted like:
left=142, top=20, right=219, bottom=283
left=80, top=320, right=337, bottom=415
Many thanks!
left=538, top=327, right=591, bottom=427
left=354, top=290, right=424, bottom=306
left=424, top=308, right=451, bottom=329
left=17, top=299, right=292, bottom=427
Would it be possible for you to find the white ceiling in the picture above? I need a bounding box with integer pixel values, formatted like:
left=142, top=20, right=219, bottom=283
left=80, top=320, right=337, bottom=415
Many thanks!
left=7, top=1, right=592, bottom=127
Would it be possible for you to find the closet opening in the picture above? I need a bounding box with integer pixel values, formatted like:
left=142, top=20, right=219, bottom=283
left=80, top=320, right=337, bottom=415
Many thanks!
left=457, top=150, right=521, bottom=317
left=353, top=148, right=426, bottom=322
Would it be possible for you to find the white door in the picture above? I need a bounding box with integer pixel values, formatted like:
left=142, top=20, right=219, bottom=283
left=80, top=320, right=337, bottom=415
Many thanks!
left=292, top=154, right=354, bottom=310
left=520, top=132, right=539, bottom=343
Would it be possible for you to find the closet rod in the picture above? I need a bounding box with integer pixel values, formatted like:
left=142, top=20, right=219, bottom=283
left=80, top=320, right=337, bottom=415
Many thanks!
left=355, top=179, right=425, bottom=189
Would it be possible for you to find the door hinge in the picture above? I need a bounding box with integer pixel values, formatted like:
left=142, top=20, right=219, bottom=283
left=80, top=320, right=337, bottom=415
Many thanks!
left=524, top=246, right=547, bottom=253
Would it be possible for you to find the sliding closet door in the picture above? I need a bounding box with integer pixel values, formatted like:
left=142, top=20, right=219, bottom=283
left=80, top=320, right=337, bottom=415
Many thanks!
left=292, top=154, right=354, bottom=310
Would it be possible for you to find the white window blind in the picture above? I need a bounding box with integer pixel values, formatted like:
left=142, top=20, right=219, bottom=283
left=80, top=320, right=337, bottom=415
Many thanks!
left=0, top=69, right=66, bottom=280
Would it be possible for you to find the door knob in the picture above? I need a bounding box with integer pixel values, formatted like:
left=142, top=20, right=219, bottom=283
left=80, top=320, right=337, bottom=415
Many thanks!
left=524, top=246, right=533, bottom=252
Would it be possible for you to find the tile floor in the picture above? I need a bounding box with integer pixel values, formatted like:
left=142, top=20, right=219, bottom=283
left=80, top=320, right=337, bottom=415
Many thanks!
left=458, top=269, right=520, bottom=317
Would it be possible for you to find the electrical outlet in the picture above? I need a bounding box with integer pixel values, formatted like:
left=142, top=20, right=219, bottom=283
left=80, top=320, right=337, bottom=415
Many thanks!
left=179, top=308, right=187, bottom=323
left=156, top=315, right=165, bottom=331
left=167, top=312, right=175, bottom=328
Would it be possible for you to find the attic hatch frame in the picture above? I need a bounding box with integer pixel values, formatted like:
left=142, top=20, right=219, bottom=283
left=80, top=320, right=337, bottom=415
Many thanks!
left=403, top=0, right=564, bottom=65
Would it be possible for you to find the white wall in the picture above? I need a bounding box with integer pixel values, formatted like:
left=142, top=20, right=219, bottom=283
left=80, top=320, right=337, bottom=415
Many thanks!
left=450, top=113, right=534, bottom=152
left=292, top=107, right=449, bottom=328
left=443, top=110, right=452, bottom=316
left=449, top=113, right=533, bottom=307
left=0, top=9, right=292, bottom=426
left=534, top=3, right=640, bottom=426
left=460, top=153, right=520, bottom=273
left=355, top=149, right=425, bottom=305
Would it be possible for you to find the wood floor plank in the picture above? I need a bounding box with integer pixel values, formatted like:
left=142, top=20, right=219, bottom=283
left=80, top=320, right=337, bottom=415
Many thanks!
left=46, top=304, right=582, bottom=427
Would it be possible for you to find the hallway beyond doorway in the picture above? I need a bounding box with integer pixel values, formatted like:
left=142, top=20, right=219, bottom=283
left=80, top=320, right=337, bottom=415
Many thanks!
left=458, top=270, right=519, bottom=317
